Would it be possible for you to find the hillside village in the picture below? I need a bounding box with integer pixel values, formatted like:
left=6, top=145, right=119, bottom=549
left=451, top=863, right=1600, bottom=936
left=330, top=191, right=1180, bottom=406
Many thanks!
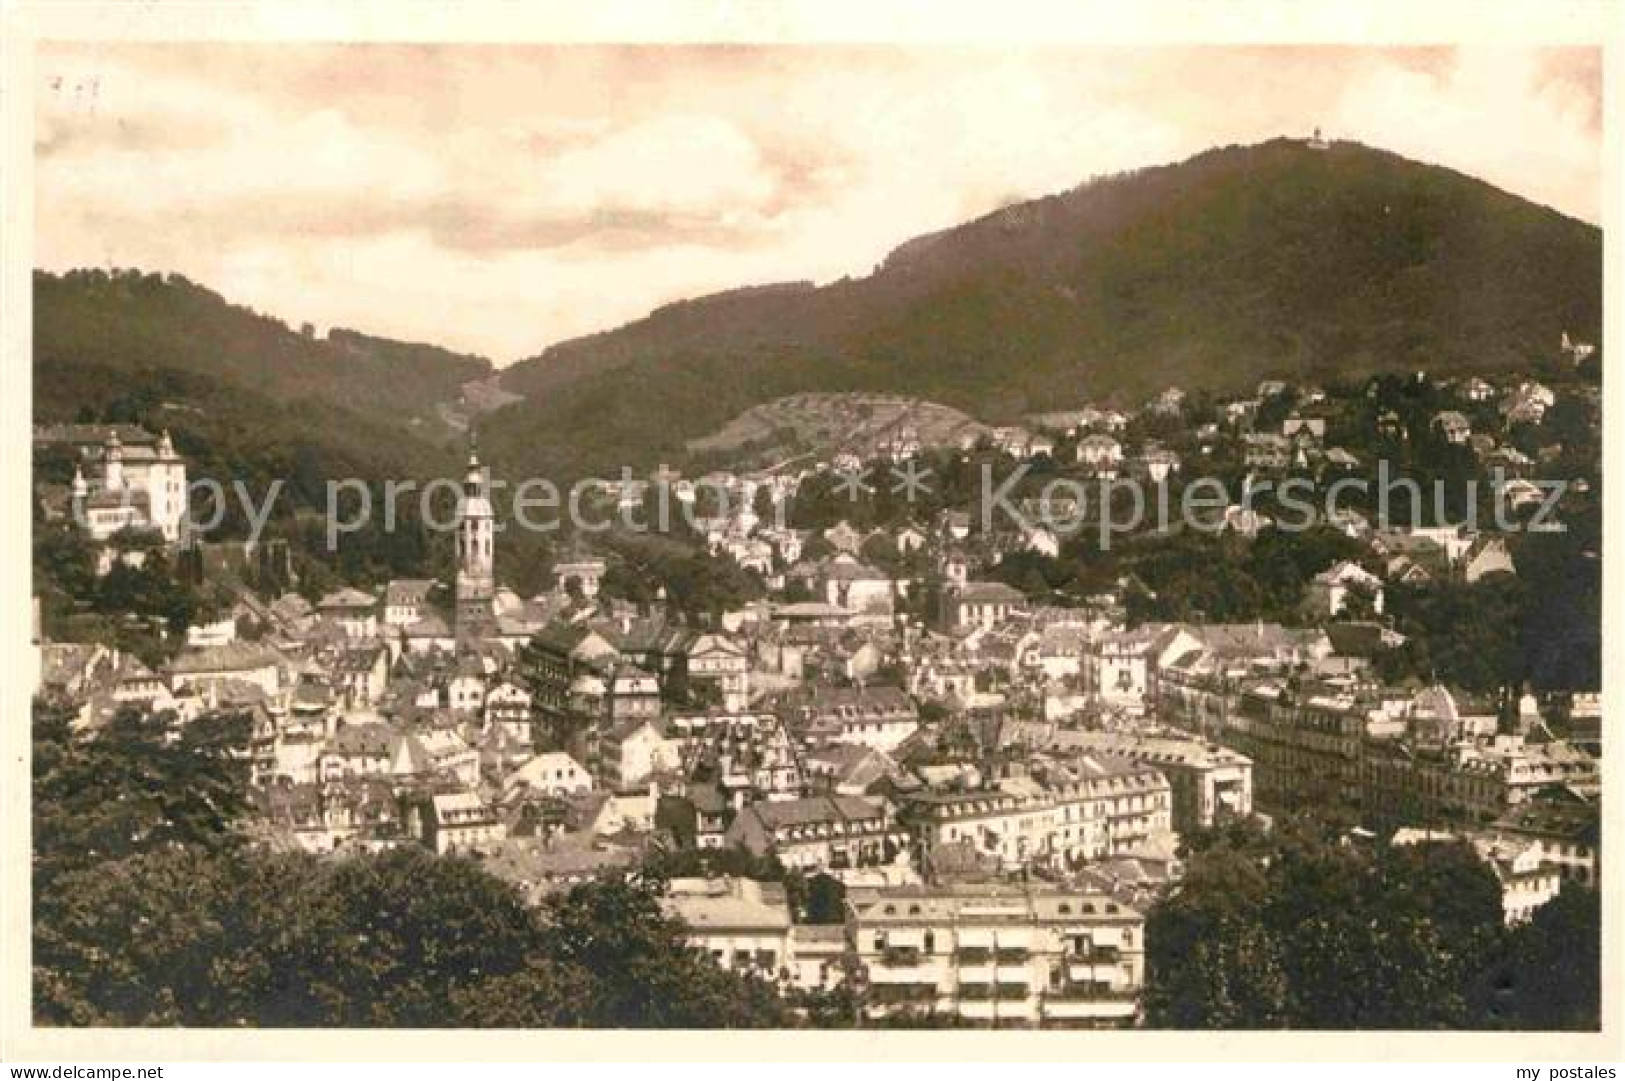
left=32, top=338, right=1602, bottom=1027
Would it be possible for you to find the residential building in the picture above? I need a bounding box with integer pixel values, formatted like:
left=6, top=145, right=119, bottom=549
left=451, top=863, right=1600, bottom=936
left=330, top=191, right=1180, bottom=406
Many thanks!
left=848, top=883, right=1144, bottom=1027
left=726, top=795, right=908, bottom=878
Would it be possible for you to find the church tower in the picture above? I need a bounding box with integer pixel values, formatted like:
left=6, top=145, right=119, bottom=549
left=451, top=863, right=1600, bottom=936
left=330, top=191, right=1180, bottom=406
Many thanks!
left=454, top=432, right=497, bottom=638
left=148, top=430, right=188, bottom=543
left=103, top=429, right=125, bottom=492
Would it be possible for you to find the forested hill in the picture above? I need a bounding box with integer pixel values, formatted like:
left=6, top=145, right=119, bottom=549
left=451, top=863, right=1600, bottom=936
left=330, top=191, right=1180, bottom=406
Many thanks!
left=488, top=137, right=1601, bottom=478
left=35, top=269, right=491, bottom=438
left=32, top=269, right=492, bottom=501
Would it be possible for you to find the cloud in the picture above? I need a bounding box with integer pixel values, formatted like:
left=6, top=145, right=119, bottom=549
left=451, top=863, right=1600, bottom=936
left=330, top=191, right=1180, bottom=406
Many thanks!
left=1330, top=48, right=1600, bottom=222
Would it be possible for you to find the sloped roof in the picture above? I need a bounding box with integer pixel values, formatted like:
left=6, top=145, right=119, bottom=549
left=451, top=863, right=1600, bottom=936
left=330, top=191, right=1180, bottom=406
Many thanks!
left=169, top=640, right=285, bottom=675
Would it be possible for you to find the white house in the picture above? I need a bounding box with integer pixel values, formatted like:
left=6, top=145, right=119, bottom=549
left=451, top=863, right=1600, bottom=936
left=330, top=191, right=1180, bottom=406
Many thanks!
left=504, top=751, right=594, bottom=799
left=1305, top=561, right=1384, bottom=619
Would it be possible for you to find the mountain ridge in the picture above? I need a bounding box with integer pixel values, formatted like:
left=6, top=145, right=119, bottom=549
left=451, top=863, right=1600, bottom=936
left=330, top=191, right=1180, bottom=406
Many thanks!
left=484, top=137, right=1600, bottom=478
left=33, top=138, right=1602, bottom=486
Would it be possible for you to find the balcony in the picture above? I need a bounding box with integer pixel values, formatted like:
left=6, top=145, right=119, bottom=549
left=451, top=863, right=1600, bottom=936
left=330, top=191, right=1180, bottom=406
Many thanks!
left=1041, top=995, right=1139, bottom=1024
left=958, top=998, right=1041, bottom=1024
left=869, top=982, right=940, bottom=1005
left=1047, top=984, right=1139, bottom=1004
left=1069, top=946, right=1121, bottom=966
left=958, top=982, right=1030, bottom=1002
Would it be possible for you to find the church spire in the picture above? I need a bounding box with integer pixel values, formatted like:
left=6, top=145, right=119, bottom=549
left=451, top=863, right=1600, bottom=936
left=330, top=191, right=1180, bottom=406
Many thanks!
left=455, top=421, right=496, bottom=639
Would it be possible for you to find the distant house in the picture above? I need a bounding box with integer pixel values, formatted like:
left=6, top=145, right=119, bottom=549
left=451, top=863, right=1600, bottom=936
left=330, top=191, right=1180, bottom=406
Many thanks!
left=1075, top=434, right=1123, bottom=471
left=317, top=588, right=378, bottom=639
left=1463, top=536, right=1517, bottom=582
left=1500, top=382, right=1555, bottom=427
left=1323, top=447, right=1361, bottom=472
left=593, top=716, right=681, bottom=790
left=894, top=522, right=928, bottom=556
left=1221, top=399, right=1261, bottom=426
left=1485, top=446, right=1535, bottom=476
left=317, top=721, right=397, bottom=781
left=823, top=520, right=864, bottom=555
left=937, top=509, right=972, bottom=542
left=406, top=788, right=507, bottom=855
left=1560, top=331, right=1596, bottom=365
left=725, top=794, right=904, bottom=877
left=1498, top=478, right=1547, bottom=513
left=817, top=553, right=895, bottom=615
left=1304, top=561, right=1384, bottom=619
left=685, top=632, right=751, bottom=711
left=785, top=685, right=921, bottom=754
left=1136, top=446, right=1181, bottom=483
left=1219, top=505, right=1272, bottom=537
left=1281, top=414, right=1326, bottom=441
left=504, top=751, right=594, bottom=799
left=484, top=679, right=534, bottom=744
left=1242, top=433, right=1291, bottom=471
left=382, top=579, right=437, bottom=628
left=1147, top=387, right=1186, bottom=415
left=553, top=557, right=608, bottom=599
left=1089, top=629, right=1163, bottom=710
left=941, top=581, right=1025, bottom=631
left=168, top=641, right=287, bottom=696
left=1432, top=411, right=1472, bottom=444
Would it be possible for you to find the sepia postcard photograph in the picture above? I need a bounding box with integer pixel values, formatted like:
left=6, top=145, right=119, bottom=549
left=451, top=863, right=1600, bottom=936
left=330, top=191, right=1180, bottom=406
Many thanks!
left=1, top=0, right=1619, bottom=1069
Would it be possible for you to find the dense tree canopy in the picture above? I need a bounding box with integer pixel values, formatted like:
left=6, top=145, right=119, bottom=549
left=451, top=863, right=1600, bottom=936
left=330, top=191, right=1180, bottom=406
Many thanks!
left=1145, top=818, right=1599, bottom=1030
left=31, top=701, right=790, bottom=1028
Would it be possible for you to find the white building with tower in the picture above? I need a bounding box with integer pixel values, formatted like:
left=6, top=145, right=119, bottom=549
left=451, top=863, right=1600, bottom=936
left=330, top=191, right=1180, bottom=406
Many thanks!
left=38, top=424, right=188, bottom=545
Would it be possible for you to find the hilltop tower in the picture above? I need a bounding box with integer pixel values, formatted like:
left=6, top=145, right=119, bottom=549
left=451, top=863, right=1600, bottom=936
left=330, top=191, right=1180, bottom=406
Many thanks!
left=455, top=431, right=497, bottom=638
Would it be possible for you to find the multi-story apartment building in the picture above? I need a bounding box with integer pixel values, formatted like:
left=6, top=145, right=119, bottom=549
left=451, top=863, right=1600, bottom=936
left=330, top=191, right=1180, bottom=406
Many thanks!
left=684, top=633, right=752, bottom=712
left=848, top=882, right=1144, bottom=1027
left=726, top=794, right=908, bottom=878
left=1179, top=674, right=1600, bottom=837
left=1224, top=683, right=1378, bottom=814
left=1489, top=796, right=1601, bottom=888
left=1363, top=734, right=1599, bottom=830
left=664, top=876, right=794, bottom=980
left=778, top=685, right=921, bottom=754
left=899, top=756, right=1172, bottom=873
left=1046, top=731, right=1252, bottom=834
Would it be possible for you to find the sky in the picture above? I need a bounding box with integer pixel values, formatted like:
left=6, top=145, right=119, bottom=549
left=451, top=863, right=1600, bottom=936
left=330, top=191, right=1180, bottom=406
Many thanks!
left=35, top=44, right=1602, bottom=364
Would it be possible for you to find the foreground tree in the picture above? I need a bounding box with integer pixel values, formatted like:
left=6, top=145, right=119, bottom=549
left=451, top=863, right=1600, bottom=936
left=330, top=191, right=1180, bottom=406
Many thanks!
left=454, top=871, right=790, bottom=1027
left=1144, top=818, right=1563, bottom=1030
left=33, top=701, right=792, bottom=1027
left=1478, top=885, right=1602, bottom=1031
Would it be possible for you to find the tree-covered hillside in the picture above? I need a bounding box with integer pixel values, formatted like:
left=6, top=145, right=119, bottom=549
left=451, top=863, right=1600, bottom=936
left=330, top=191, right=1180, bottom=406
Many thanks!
left=35, top=269, right=492, bottom=438
left=489, top=138, right=1601, bottom=479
